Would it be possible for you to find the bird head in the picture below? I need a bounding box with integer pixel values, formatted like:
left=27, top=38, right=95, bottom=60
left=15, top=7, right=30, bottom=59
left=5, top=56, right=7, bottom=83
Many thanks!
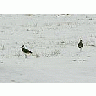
left=21, top=45, right=24, bottom=48
left=80, top=40, right=82, bottom=42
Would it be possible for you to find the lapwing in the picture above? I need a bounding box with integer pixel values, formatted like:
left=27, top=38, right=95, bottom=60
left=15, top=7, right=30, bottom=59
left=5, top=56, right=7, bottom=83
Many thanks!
left=21, top=45, right=33, bottom=58
left=78, top=40, right=83, bottom=51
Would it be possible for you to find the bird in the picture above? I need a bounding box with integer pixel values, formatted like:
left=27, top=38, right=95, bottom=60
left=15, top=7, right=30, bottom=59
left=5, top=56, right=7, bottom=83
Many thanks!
left=78, top=40, right=83, bottom=51
left=21, top=45, right=33, bottom=58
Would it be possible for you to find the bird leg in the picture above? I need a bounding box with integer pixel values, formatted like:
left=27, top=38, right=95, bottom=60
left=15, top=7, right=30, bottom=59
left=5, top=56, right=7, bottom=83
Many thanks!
left=25, top=54, right=27, bottom=58
left=80, top=48, right=82, bottom=52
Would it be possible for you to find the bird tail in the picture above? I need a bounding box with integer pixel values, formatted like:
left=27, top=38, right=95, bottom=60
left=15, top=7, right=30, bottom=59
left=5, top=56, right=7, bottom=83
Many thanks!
left=29, top=51, right=33, bottom=54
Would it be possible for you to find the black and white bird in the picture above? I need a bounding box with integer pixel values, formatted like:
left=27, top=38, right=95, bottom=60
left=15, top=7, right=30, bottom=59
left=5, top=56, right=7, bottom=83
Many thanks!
left=21, top=45, right=33, bottom=58
left=78, top=40, right=83, bottom=51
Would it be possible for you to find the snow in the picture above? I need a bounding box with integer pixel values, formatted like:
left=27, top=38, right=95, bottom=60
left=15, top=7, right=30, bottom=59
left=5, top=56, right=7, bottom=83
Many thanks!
left=0, top=14, right=96, bottom=82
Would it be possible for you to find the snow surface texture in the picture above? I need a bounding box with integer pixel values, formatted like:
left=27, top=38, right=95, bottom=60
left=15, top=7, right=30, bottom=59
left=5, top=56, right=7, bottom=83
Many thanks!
left=0, top=14, right=96, bottom=83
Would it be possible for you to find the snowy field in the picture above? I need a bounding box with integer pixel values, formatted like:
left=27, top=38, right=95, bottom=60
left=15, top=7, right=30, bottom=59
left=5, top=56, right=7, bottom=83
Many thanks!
left=0, top=14, right=96, bottom=83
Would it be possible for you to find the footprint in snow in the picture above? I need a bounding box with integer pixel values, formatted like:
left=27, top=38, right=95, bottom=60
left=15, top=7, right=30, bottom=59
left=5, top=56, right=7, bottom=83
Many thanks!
left=11, top=80, right=16, bottom=82
left=72, top=60, right=87, bottom=62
